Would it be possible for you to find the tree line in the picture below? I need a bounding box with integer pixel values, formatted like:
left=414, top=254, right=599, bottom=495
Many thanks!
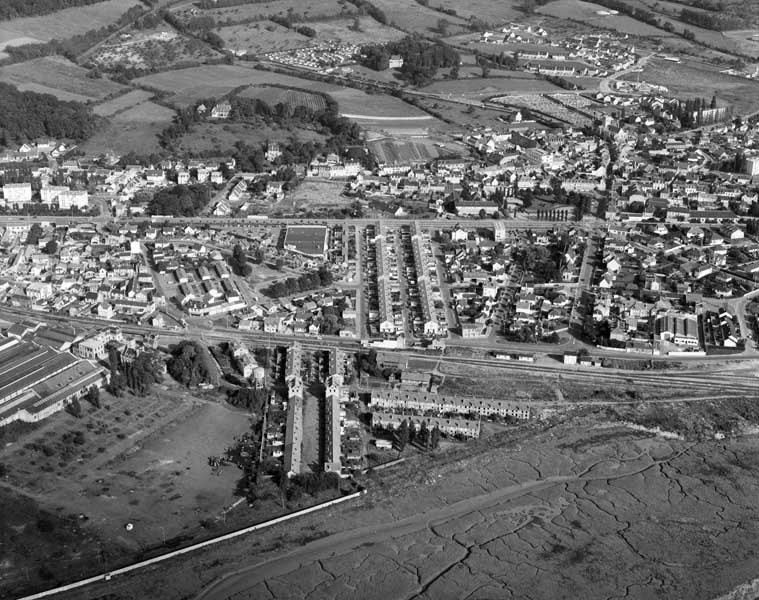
left=0, top=82, right=100, bottom=144
left=678, top=7, right=744, bottom=31
left=147, top=184, right=210, bottom=217
left=263, top=265, right=333, bottom=298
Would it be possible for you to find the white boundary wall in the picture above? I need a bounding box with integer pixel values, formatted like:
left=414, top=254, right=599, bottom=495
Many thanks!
left=18, top=490, right=365, bottom=600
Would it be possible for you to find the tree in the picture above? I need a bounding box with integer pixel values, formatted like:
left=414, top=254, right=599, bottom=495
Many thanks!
left=26, top=223, right=43, bottom=246
left=437, top=18, right=450, bottom=36
left=397, top=419, right=410, bottom=451
left=43, top=239, right=58, bottom=254
left=430, top=425, right=441, bottom=449
left=84, top=385, right=100, bottom=409
left=419, top=420, right=429, bottom=449
left=229, top=244, right=252, bottom=277
left=66, top=397, right=83, bottom=418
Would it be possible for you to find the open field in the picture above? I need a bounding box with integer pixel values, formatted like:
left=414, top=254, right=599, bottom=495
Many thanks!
left=295, top=17, right=406, bottom=45
left=370, top=0, right=469, bottom=35
left=173, top=0, right=350, bottom=25
left=621, top=57, right=759, bottom=115
left=420, top=76, right=562, bottom=99
left=81, top=100, right=175, bottom=156
left=135, top=65, right=344, bottom=107
left=217, top=21, right=311, bottom=56
left=0, top=0, right=142, bottom=52
left=0, top=56, right=126, bottom=102
left=723, top=28, right=759, bottom=57
left=53, top=399, right=759, bottom=600
left=175, top=121, right=327, bottom=155
left=431, top=0, right=522, bottom=25
left=332, top=87, right=430, bottom=117
left=93, top=89, right=155, bottom=117
left=536, top=0, right=680, bottom=38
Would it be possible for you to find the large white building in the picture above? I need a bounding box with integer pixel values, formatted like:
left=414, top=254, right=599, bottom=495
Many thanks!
left=3, top=183, right=33, bottom=207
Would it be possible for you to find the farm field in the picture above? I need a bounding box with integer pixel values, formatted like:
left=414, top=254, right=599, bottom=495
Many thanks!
left=432, top=0, right=522, bottom=25
left=331, top=87, right=428, bottom=117
left=368, top=138, right=446, bottom=165
left=172, top=0, right=349, bottom=25
left=93, top=89, right=155, bottom=117
left=176, top=121, right=327, bottom=155
left=0, top=56, right=126, bottom=102
left=414, top=96, right=528, bottom=131
left=370, top=0, right=469, bottom=35
left=0, top=0, right=142, bottom=53
left=217, top=21, right=312, bottom=56
left=622, top=58, right=759, bottom=114
left=295, top=17, right=406, bottom=45
left=136, top=65, right=343, bottom=107
left=239, top=85, right=327, bottom=112
left=536, top=0, right=679, bottom=38
left=420, top=76, right=562, bottom=99
left=80, top=100, right=175, bottom=156
left=723, top=29, right=759, bottom=57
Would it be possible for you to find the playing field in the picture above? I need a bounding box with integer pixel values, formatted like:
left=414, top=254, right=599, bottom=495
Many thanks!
left=0, top=56, right=126, bottom=102
left=0, top=0, right=142, bottom=50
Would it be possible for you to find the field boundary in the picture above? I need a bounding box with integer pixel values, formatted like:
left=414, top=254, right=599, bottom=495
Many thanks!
left=17, top=490, right=367, bottom=600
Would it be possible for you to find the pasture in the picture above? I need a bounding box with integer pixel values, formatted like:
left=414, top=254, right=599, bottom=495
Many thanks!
left=0, top=56, right=126, bottom=102
left=430, top=0, right=522, bottom=25
left=536, top=0, right=678, bottom=38
left=81, top=100, right=175, bottom=156
left=370, top=0, right=469, bottom=35
left=172, top=0, right=349, bottom=25
left=622, top=58, right=759, bottom=115
left=295, top=16, right=406, bottom=44
left=136, top=65, right=343, bottom=107
left=217, top=21, right=312, bottom=56
left=93, top=89, right=155, bottom=117
left=0, top=0, right=142, bottom=49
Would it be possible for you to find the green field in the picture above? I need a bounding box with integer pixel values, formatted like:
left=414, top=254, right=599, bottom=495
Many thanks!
left=93, top=89, right=155, bottom=117
left=217, top=21, right=311, bottom=56
left=370, top=0, right=469, bottom=35
left=294, top=16, right=405, bottom=45
left=172, top=0, right=349, bottom=25
left=136, top=65, right=344, bottom=107
left=81, top=100, right=175, bottom=156
left=0, top=56, right=126, bottom=102
left=622, top=57, right=759, bottom=114
left=0, top=0, right=142, bottom=52
left=175, top=121, right=327, bottom=155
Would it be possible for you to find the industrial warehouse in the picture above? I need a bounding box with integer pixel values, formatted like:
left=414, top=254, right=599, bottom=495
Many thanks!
left=0, top=335, right=107, bottom=426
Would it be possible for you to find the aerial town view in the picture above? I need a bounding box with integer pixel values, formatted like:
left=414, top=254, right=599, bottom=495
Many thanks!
left=4, top=0, right=759, bottom=599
